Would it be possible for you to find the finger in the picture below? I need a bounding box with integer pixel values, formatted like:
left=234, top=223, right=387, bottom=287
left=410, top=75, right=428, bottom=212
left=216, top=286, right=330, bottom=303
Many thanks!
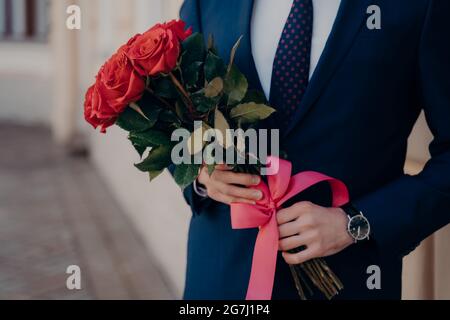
left=278, top=220, right=300, bottom=238
left=214, top=170, right=261, bottom=186
left=296, top=213, right=315, bottom=230
left=219, top=184, right=263, bottom=201
left=276, top=207, right=299, bottom=225
left=230, top=198, right=259, bottom=205
left=226, top=184, right=263, bottom=201
left=211, top=191, right=256, bottom=206
left=209, top=191, right=234, bottom=205
left=282, top=248, right=317, bottom=265
left=197, top=167, right=211, bottom=186
left=276, top=202, right=313, bottom=225
left=279, top=233, right=314, bottom=252
left=197, top=166, right=211, bottom=185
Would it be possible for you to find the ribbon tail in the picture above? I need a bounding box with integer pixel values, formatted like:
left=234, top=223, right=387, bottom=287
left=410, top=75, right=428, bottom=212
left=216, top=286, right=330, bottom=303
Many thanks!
left=245, top=216, right=279, bottom=300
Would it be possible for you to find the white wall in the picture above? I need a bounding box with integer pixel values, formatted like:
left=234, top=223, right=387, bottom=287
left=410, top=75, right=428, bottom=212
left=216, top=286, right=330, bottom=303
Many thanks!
left=0, top=43, right=52, bottom=125
left=90, top=127, right=190, bottom=297
left=82, top=0, right=188, bottom=297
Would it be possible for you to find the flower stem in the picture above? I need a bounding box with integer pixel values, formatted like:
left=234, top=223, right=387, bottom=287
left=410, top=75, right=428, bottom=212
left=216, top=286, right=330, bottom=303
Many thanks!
left=289, top=265, right=306, bottom=300
left=295, top=265, right=313, bottom=296
left=169, top=72, right=194, bottom=114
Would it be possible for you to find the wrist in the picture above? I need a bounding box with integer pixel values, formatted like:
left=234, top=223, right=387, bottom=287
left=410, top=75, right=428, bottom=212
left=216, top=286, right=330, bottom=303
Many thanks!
left=336, top=208, right=355, bottom=247
left=193, top=179, right=208, bottom=198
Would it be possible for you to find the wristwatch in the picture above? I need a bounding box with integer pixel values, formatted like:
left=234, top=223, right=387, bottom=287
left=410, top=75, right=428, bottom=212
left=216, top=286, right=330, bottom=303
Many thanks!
left=341, top=203, right=371, bottom=243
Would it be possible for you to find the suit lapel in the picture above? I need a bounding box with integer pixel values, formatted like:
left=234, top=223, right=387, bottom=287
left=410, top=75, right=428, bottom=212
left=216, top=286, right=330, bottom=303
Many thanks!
left=230, top=0, right=263, bottom=92
left=283, top=0, right=372, bottom=138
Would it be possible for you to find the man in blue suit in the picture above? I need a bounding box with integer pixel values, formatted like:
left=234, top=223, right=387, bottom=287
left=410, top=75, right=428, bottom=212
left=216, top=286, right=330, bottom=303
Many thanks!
left=177, top=0, right=450, bottom=299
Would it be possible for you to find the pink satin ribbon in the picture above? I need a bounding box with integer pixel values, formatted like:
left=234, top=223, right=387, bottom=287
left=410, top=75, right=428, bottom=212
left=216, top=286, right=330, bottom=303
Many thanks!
left=230, top=156, right=349, bottom=300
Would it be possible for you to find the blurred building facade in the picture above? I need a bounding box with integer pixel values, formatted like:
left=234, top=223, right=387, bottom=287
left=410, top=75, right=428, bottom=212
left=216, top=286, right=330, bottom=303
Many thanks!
left=0, top=0, right=449, bottom=299
left=0, top=0, right=51, bottom=125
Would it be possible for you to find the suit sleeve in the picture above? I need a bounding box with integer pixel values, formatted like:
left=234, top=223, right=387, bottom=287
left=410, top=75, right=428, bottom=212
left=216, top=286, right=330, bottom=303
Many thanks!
left=354, top=0, right=450, bottom=259
left=168, top=164, right=213, bottom=216
left=180, top=0, right=202, bottom=33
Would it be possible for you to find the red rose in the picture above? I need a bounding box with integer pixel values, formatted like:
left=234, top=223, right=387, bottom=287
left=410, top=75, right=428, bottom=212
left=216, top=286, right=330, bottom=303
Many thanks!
left=125, top=20, right=192, bottom=76
left=84, top=84, right=117, bottom=133
left=97, top=50, right=145, bottom=112
left=84, top=50, right=145, bottom=133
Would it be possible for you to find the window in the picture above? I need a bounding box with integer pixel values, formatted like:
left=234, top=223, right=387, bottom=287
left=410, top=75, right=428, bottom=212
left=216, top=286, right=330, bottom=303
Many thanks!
left=0, top=0, right=49, bottom=42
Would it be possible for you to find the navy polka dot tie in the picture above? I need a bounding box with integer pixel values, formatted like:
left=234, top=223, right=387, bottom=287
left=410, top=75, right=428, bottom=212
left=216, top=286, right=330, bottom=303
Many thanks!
left=270, top=0, right=314, bottom=129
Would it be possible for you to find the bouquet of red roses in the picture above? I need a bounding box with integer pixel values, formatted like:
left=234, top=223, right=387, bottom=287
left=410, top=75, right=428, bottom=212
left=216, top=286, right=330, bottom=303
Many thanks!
left=84, top=20, right=345, bottom=300
left=84, top=20, right=274, bottom=186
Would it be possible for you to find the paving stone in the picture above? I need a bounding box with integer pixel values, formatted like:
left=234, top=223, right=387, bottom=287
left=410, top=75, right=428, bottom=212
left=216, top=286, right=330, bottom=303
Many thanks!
left=0, top=123, right=173, bottom=300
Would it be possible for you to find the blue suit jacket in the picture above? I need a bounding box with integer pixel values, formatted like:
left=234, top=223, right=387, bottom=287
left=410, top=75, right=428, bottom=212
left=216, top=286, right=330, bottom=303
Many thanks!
left=178, top=0, right=450, bottom=299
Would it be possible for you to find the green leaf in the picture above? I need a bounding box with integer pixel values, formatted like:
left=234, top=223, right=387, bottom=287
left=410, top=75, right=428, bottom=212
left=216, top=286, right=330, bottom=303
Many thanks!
left=204, top=52, right=226, bottom=82
left=207, top=34, right=215, bottom=52
left=187, top=122, right=211, bottom=155
left=134, top=144, right=173, bottom=172
left=203, top=142, right=217, bottom=166
left=181, top=33, right=206, bottom=66
left=242, top=89, right=268, bottom=104
left=192, top=91, right=219, bottom=113
left=151, top=76, right=178, bottom=99
left=140, top=105, right=161, bottom=127
left=132, top=144, right=147, bottom=158
left=159, top=110, right=181, bottom=127
left=204, top=77, right=224, bottom=98
left=175, top=101, right=189, bottom=123
left=214, top=108, right=233, bottom=149
left=174, top=163, right=201, bottom=189
left=224, top=65, right=248, bottom=105
left=183, top=61, right=203, bottom=87
left=116, top=106, right=154, bottom=132
left=149, top=169, right=164, bottom=182
left=129, top=129, right=171, bottom=148
left=227, top=35, right=243, bottom=74
left=207, top=35, right=220, bottom=55
left=230, top=103, right=276, bottom=124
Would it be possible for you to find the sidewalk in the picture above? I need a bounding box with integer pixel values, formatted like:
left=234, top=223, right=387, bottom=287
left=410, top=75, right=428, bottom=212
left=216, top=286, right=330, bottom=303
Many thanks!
left=0, top=123, right=173, bottom=300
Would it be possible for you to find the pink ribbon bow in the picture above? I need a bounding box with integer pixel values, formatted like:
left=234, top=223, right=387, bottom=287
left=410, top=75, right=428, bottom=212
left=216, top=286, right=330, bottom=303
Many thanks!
left=230, top=156, right=350, bottom=300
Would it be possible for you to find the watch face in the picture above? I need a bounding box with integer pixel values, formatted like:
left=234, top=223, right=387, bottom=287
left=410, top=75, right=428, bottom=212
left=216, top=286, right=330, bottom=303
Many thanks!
left=348, top=215, right=370, bottom=241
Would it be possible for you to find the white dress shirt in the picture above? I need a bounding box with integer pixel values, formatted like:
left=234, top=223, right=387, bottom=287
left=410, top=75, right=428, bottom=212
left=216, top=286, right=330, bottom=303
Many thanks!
left=251, top=0, right=341, bottom=99
left=194, top=0, right=342, bottom=197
